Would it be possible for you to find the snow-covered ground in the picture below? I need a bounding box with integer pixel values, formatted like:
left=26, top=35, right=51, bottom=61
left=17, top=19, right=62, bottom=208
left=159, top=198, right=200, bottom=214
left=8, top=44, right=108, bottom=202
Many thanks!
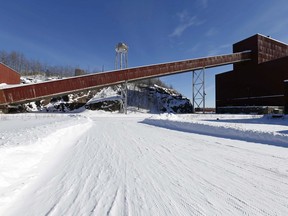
left=0, top=111, right=288, bottom=215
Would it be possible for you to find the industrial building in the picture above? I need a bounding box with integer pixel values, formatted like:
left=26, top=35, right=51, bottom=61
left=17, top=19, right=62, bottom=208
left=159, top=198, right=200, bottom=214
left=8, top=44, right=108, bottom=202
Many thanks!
left=1, top=34, right=288, bottom=114
left=0, top=63, right=21, bottom=84
left=285, top=80, right=288, bottom=114
left=216, top=34, right=288, bottom=114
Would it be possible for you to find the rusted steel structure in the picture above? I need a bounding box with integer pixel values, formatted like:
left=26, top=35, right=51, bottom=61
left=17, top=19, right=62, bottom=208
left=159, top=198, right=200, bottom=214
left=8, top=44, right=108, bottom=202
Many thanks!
left=285, top=80, right=288, bottom=114
left=0, top=63, right=21, bottom=84
left=0, top=52, right=251, bottom=107
left=216, top=34, right=288, bottom=113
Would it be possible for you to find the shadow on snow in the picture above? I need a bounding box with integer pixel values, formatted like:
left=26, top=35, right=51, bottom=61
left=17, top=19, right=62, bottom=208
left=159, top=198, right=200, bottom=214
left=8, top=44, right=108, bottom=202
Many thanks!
left=140, top=118, right=288, bottom=148
left=204, top=115, right=288, bottom=127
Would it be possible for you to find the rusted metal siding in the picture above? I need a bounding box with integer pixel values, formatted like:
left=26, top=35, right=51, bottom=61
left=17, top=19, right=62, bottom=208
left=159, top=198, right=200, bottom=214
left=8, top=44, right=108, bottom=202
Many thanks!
left=0, top=63, right=21, bottom=84
left=233, top=34, right=288, bottom=65
left=285, top=81, right=288, bottom=114
left=0, top=52, right=251, bottom=106
left=216, top=34, right=288, bottom=111
left=216, top=56, right=288, bottom=108
left=0, top=90, right=6, bottom=105
left=257, top=35, right=288, bottom=64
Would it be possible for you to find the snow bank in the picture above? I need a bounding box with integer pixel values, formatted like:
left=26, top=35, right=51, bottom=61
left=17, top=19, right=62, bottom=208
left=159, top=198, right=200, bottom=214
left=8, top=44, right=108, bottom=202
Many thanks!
left=0, top=83, right=7, bottom=87
left=0, top=114, right=93, bottom=214
left=143, top=114, right=288, bottom=148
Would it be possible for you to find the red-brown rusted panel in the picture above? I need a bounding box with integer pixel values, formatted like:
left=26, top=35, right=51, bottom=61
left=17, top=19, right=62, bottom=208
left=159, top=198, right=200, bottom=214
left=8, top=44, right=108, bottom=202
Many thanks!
left=216, top=34, right=288, bottom=111
left=284, top=81, right=288, bottom=114
left=0, top=63, right=21, bottom=84
left=0, top=89, right=6, bottom=105
left=0, top=51, right=252, bottom=106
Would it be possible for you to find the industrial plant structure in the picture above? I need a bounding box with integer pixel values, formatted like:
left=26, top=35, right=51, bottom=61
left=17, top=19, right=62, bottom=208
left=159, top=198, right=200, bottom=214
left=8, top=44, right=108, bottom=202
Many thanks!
left=285, top=80, right=288, bottom=114
left=0, top=52, right=250, bottom=111
left=0, top=34, right=288, bottom=114
left=216, top=34, right=288, bottom=114
left=0, top=63, right=20, bottom=85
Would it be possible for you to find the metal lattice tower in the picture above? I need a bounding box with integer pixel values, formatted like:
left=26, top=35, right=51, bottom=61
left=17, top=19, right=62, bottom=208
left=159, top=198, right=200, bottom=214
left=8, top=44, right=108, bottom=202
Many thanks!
left=115, top=42, right=128, bottom=114
left=192, top=68, right=206, bottom=113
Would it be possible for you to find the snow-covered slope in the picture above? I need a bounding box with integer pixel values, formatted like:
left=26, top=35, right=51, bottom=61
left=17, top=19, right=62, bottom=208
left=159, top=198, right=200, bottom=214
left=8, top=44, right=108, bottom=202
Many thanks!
left=23, top=83, right=193, bottom=114
left=0, top=112, right=288, bottom=215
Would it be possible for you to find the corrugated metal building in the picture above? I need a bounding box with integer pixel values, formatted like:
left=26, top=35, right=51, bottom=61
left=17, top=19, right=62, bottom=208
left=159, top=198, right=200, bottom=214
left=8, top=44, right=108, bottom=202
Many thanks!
left=0, top=63, right=21, bottom=84
left=216, top=34, right=288, bottom=114
left=285, top=80, right=288, bottom=114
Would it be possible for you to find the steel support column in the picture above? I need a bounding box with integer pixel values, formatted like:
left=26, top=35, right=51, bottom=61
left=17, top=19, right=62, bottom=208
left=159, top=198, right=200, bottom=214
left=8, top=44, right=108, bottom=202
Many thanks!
left=192, top=68, right=206, bottom=113
left=121, top=80, right=128, bottom=114
left=115, top=43, right=129, bottom=114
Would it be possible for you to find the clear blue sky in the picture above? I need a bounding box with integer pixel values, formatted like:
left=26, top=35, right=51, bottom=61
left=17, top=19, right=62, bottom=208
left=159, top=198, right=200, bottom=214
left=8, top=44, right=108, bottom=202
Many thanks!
left=1, top=0, right=288, bottom=107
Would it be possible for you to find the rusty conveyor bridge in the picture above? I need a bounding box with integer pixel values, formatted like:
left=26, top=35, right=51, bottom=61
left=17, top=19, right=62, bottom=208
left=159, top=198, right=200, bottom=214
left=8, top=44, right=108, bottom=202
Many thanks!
left=0, top=51, right=252, bottom=106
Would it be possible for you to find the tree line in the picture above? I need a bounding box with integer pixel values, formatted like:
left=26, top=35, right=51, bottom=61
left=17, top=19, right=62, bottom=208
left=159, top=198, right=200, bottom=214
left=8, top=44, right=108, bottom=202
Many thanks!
left=0, top=50, right=87, bottom=77
left=0, top=50, right=172, bottom=89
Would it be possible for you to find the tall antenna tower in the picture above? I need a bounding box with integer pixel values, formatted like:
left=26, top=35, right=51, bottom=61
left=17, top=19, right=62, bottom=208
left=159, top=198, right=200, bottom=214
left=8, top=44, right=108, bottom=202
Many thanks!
left=115, top=42, right=128, bottom=114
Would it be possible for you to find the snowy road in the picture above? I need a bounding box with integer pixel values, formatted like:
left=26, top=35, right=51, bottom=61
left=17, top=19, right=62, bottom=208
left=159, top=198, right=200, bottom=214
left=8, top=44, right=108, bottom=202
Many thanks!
left=1, top=112, right=288, bottom=215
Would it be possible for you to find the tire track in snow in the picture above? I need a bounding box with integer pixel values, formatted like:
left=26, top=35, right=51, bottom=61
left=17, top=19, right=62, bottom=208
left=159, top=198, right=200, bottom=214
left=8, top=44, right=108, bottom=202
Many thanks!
left=0, top=115, right=93, bottom=215
left=3, top=115, right=288, bottom=216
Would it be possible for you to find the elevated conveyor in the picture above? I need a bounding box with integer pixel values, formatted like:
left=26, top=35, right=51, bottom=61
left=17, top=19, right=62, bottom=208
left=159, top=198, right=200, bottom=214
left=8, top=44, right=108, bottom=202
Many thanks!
left=0, top=51, right=251, bottom=106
